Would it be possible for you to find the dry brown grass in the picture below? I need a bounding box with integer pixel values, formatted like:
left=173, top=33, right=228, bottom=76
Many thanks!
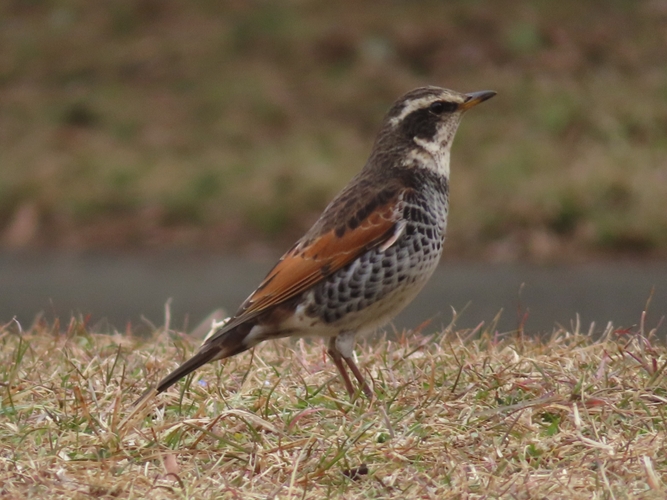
left=1, top=313, right=667, bottom=499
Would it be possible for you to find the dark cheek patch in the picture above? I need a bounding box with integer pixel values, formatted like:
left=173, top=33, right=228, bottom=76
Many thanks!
left=401, top=108, right=438, bottom=141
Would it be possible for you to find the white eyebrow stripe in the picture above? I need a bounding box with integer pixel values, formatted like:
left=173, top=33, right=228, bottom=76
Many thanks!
left=388, top=97, right=440, bottom=127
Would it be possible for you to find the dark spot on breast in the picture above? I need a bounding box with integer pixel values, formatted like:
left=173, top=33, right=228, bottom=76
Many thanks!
left=348, top=215, right=359, bottom=230
left=323, top=311, right=336, bottom=323
left=335, top=225, right=346, bottom=238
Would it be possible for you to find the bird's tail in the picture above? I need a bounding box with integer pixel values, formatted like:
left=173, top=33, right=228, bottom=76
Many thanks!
left=154, top=341, right=228, bottom=393
left=155, top=322, right=254, bottom=396
left=120, top=323, right=252, bottom=428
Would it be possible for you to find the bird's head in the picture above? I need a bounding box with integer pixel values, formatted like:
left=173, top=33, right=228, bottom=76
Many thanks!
left=372, top=86, right=496, bottom=177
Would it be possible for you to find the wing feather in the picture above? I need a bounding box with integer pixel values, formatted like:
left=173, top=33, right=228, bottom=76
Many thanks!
left=204, top=194, right=403, bottom=343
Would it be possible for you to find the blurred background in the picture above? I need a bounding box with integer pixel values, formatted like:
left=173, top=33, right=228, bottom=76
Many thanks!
left=1, top=0, right=666, bottom=334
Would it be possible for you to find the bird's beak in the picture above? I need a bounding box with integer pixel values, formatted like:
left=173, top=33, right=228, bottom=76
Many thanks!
left=460, top=90, right=497, bottom=111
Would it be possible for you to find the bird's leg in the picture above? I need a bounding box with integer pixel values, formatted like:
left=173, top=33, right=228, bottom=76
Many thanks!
left=328, top=335, right=374, bottom=400
left=327, top=337, right=356, bottom=398
left=342, top=355, right=373, bottom=400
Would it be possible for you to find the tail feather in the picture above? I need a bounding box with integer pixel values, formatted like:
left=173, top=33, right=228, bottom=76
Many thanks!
left=154, top=321, right=253, bottom=396
left=124, top=342, right=223, bottom=417
left=121, top=323, right=253, bottom=428
left=132, top=324, right=253, bottom=407
left=156, top=342, right=225, bottom=393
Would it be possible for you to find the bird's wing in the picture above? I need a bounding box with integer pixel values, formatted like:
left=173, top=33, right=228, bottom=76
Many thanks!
left=204, top=191, right=405, bottom=343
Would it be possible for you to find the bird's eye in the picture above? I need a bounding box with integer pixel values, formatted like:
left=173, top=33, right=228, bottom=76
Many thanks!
left=429, top=101, right=457, bottom=115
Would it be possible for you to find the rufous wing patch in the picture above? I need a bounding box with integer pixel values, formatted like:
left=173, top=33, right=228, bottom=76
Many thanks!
left=201, top=191, right=407, bottom=345
left=240, top=202, right=399, bottom=316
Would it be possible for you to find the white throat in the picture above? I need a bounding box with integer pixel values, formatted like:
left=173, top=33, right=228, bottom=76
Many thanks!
left=411, top=115, right=462, bottom=178
left=407, top=132, right=453, bottom=178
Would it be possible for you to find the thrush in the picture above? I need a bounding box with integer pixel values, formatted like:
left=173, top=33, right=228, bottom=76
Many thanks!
left=133, top=86, right=495, bottom=408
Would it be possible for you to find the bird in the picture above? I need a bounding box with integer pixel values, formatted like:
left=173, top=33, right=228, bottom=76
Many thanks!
left=130, top=86, right=495, bottom=412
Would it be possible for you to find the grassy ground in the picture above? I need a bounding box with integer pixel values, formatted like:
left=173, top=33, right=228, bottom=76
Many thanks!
left=2, top=313, right=666, bottom=498
left=1, top=1, right=667, bottom=260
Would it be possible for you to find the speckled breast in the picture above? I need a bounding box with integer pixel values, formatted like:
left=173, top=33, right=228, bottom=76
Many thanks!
left=306, top=175, right=449, bottom=332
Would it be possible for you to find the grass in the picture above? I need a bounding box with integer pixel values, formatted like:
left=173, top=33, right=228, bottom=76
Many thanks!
left=1, top=1, right=667, bottom=259
left=2, top=312, right=666, bottom=498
